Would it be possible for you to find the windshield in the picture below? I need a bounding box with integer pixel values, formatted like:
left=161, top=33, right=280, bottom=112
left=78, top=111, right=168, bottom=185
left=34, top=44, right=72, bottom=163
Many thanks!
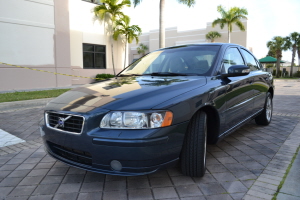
left=120, top=45, right=220, bottom=76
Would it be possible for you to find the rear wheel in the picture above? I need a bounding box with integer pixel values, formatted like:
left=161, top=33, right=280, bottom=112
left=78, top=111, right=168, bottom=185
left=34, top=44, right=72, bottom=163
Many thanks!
left=255, top=92, right=273, bottom=125
left=180, top=111, right=207, bottom=177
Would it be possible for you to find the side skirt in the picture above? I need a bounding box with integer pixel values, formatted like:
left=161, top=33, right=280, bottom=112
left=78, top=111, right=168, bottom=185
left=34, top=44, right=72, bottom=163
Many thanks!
left=218, top=108, right=264, bottom=141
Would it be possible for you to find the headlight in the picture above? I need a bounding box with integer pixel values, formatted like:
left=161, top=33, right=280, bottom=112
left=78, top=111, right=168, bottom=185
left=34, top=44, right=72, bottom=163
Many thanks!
left=100, top=111, right=173, bottom=129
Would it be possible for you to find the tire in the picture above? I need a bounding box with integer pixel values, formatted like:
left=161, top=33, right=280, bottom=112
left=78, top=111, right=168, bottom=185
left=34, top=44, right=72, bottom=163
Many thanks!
left=180, top=111, right=207, bottom=177
left=255, top=92, right=273, bottom=125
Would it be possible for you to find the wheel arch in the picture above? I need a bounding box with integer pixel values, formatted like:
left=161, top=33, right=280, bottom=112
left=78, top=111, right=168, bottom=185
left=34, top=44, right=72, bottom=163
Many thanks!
left=197, top=105, right=220, bottom=144
left=268, top=87, right=274, bottom=98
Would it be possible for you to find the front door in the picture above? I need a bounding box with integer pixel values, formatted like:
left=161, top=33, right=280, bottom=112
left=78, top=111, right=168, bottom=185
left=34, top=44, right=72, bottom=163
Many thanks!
left=240, top=49, right=270, bottom=115
left=221, top=47, right=254, bottom=130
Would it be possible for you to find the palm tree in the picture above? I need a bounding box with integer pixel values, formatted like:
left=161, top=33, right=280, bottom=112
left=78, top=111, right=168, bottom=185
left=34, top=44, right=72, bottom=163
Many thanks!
left=285, top=32, right=300, bottom=77
left=267, top=47, right=276, bottom=58
left=297, top=39, right=300, bottom=66
left=94, top=0, right=131, bottom=75
left=137, top=43, right=149, bottom=56
left=113, top=16, right=142, bottom=68
left=131, top=0, right=195, bottom=48
left=267, top=36, right=290, bottom=78
left=212, top=5, right=248, bottom=43
left=205, top=31, right=221, bottom=43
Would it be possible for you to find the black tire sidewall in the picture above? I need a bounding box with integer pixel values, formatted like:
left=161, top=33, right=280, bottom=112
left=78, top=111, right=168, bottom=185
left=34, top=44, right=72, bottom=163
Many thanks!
left=180, top=111, right=207, bottom=177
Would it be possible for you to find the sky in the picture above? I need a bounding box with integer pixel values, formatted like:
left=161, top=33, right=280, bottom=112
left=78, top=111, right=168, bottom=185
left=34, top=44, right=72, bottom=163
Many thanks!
left=123, top=0, right=300, bottom=63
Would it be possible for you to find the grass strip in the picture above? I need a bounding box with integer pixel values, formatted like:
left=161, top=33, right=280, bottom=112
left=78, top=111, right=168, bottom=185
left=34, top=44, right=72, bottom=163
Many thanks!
left=272, top=145, right=300, bottom=200
left=0, top=89, right=71, bottom=103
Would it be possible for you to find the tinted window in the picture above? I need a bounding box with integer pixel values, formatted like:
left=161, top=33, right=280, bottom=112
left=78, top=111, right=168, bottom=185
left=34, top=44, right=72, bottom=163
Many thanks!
left=256, top=60, right=263, bottom=70
left=241, top=49, right=260, bottom=71
left=222, top=48, right=244, bottom=73
left=120, top=46, right=220, bottom=76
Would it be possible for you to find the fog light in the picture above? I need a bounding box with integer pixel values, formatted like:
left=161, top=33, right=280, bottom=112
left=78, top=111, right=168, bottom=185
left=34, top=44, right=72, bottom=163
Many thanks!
left=110, top=160, right=122, bottom=171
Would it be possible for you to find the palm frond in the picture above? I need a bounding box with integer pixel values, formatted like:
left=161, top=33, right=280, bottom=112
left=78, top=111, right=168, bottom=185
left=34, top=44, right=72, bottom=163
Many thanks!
left=217, top=5, right=227, bottom=18
left=137, top=43, right=148, bottom=55
left=235, top=20, right=245, bottom=31
left=132, top=0, right=142, bottom=7
left=212, top=18, right=225, bottom=28
left=289, top=32, right=300, bottom=45
left=114, top=14, right=142, bottom=44
left=177, top=0, right=196, bottom=7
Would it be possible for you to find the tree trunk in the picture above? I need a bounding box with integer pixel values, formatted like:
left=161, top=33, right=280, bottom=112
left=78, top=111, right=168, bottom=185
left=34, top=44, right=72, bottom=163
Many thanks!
left=290, top=45, right=296, bottom=77
left=276, top=54, right=281, bottom=78
left=110, top=36, right=116, bottom=76
left=124, top=38, right=127, bottom=69
left=105, top=23, right=116, bottom=76
left=297, top=48, right=300, bottom=66
left=159, top=0, right=165, bottom=48
left=228, top=29, right=230, bottom=43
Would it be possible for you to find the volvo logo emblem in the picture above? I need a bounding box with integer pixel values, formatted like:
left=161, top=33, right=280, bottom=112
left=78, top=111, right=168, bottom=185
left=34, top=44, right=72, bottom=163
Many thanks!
left=58, top=117, right=65, bottom=127
left=54, top=116, right=71, bottom=128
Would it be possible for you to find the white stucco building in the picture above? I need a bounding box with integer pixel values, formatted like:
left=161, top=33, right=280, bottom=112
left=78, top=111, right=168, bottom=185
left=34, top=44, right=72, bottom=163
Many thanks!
left=129, top=20, right=248, bottom=63
left=0, top=0, right=125, bottom=92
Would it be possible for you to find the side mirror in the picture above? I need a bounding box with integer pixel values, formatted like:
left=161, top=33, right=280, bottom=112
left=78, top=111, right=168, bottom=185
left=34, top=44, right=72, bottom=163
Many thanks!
left=221, top=65, right=250, bottom=78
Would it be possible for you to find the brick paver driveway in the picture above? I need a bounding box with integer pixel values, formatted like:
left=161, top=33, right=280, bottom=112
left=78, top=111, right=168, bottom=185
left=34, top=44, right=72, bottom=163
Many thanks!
left=0, top=80, right=299, bottom=200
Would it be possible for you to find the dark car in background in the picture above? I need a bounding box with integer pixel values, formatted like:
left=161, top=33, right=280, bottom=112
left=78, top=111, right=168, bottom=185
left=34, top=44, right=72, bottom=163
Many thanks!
left=40, top=43, right=274, bottom=177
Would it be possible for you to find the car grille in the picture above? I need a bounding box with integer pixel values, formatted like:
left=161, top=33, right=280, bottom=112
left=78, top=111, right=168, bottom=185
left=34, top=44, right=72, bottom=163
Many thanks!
left=48, top=142, right=92, bottom=166
left=46, top=112, right=84, bottom=134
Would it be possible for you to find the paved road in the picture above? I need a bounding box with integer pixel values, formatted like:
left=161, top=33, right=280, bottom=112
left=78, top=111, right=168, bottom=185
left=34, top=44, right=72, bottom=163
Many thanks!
left=0, top=80, right=299, bottom=200
left=273, top=80, right=300, bottom=116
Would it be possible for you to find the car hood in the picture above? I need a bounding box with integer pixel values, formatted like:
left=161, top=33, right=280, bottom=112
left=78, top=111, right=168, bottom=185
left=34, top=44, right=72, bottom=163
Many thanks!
left=46, top=76, right=207, bottom=113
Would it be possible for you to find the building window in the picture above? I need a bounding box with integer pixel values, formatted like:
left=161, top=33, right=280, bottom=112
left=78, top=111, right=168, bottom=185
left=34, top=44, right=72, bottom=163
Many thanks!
left=82, top=0, right=103, bottom=5
left=83, top=44, right=106, bottom=69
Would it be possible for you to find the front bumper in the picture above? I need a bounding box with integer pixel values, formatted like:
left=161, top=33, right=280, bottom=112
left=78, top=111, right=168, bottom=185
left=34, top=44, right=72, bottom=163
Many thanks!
left=41, top=121, right=189, bottom=176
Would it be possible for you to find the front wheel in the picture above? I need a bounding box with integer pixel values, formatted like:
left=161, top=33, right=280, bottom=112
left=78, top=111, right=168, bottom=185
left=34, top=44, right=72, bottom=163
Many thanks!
left=180, top=111, right=207, bottom=177
left=255, top=92, right=273, bottom=125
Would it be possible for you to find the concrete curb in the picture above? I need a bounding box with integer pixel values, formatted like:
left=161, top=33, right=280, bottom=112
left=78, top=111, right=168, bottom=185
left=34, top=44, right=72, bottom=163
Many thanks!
left=0, top=98, right=53, bottom=113
left=243, top=121, right=300, bottom=200
left=274, top=79, right=300, bottom=82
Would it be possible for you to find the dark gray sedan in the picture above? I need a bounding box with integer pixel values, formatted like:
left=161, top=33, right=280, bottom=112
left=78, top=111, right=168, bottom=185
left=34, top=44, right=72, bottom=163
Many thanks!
left=40, top=43, right=274, bottom=177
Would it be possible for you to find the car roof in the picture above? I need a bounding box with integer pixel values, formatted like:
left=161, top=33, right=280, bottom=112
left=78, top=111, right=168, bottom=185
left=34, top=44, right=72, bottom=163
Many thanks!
left=159, top=43, right=244, bottom=50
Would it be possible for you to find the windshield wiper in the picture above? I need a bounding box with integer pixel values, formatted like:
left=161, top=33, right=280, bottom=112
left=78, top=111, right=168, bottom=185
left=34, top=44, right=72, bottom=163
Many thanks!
left=144, top=72, right=188, bottom=76
left=117, top=74, right=143, bottom=77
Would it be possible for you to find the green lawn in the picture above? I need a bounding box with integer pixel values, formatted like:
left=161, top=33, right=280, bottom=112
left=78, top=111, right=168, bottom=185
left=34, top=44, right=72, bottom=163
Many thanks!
left=0, top=89, right=70, bottom=103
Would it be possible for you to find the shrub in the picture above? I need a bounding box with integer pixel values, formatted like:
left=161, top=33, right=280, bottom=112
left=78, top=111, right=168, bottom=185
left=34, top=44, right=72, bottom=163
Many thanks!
left=95, top=74, right=115, bottom=80
left=272, top=69, right=282, bottom=77
left=266, top=64, right=274, bottom=68
left=294, top=71, right=300, bottom=78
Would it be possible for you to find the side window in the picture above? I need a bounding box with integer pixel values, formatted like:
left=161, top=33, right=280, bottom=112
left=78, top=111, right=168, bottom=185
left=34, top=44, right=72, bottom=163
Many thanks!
left=256, top=59, right=263, bottom=70
left=222, top=48, right=244, bottom=73
left=241, top=49, right=260, bottom=71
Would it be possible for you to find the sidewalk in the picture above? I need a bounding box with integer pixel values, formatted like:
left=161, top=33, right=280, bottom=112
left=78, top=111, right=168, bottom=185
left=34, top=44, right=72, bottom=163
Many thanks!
left=0, top=98, right=53, bottom=113
left=277, top=148, right=300, bottom=200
